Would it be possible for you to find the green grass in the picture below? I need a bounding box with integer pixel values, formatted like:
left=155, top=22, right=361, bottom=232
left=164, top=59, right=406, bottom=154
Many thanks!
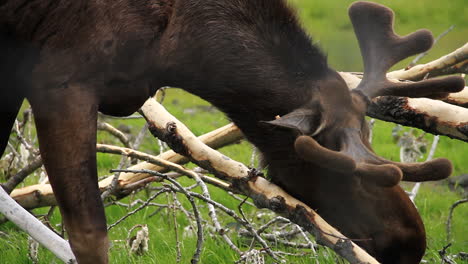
left=1, top=1, right=467, bottom=263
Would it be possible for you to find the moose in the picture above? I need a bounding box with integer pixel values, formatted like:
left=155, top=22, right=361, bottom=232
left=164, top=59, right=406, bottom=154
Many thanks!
left=0, top=0, right=464, bottom=263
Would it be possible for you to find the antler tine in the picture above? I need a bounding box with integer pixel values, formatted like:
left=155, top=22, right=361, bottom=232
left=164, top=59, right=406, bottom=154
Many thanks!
left=295, top=136, right=356, bottom=173
left=349, top=1, right=465, bottom=99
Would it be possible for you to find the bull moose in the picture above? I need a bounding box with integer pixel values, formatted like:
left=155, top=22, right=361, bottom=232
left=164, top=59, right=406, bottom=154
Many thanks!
left=0, top=0, right=464, bottom=263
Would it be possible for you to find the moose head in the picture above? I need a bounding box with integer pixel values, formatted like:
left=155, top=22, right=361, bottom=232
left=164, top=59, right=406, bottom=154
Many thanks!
left=260, top=2, right=464, bottom=263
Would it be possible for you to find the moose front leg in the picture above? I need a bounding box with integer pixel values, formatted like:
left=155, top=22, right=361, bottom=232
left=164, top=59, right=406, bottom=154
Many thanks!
left=29, top=84, right=108, bottom=264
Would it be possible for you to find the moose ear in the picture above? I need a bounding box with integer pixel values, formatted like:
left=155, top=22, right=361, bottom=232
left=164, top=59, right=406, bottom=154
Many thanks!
left=262, top=109, right=319, bottom=135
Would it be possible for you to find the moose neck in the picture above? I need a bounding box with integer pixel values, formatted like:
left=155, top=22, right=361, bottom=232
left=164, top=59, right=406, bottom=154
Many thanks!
left=155, top=0, right=333, bottom=151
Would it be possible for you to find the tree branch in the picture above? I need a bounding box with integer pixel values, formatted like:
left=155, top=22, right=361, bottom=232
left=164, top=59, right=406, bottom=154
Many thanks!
left=9, top=123, right=241, bottom=209
left=367, top=97, right=468, bottom=142
left=140, top=98, right=379, bottom=264
left=339, top=42, right=468, bottom=141
left=387, top=42, right=468, bottom=81
left=0, top=187, right=76, bottom=263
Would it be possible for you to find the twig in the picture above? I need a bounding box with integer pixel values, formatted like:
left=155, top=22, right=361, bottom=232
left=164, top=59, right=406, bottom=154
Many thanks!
left=194, top=171, right=242, bottom=254
left=238, top=198, right=279, bottom=261
left=98, top=113, right=144, bottom=119
left=97, top=144, right=233, bottom=192
left=170, top=191, right=182, bottom=263
left=228, top=192, right=256, bottom=207
left=107, top=188, right=171, bottom=230
left=186, top=190, right=281, bottom=262
left=112, top=169, right=204, bottom=264
left=439, top=243, right=456, bottom=264
left=409, top=135, right=440, bottom=202
left=387, top=42, right=468, bottom=81
left=446, top=198, right=468, bottom=244
left=97, top=122, right=132, bottom=148
left=1, top=155, right=43, bottom=194
left=101, top=157, right=129, bottom=200
left=132, top=123, right=149, bottom=151
left=10, top=123, right=243, bottom=209
left=105, top=199, right=168, bottom=209
left=13, top=120, right=38, bottom=155
left=408, top=25, right=455, bottom=68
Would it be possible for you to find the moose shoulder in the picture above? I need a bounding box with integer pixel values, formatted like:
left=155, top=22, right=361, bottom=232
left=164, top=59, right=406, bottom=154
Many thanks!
left=0, top=1, right=464, bottom=263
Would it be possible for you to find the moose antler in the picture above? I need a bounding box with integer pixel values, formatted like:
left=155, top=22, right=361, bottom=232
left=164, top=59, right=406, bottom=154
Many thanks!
left=293, top=2, right=464, bottom=186
left=349, top=1, right=464, bottom=99
left=347, top=1, right=465, bottom=182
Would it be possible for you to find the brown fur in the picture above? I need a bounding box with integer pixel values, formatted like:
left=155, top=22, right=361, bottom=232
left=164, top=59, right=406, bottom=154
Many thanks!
left=0, top=1, right=439, bottom=263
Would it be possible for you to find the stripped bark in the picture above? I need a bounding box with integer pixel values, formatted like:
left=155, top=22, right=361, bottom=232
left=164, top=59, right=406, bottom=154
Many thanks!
left=367, top=97, right=468, bottom=142
left=387, top=42, right=468, bottom=81
left=140, top=98, right=379, bottom=264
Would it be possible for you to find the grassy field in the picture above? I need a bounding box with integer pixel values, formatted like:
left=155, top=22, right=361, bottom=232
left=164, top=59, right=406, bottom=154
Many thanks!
left=1, top=0, right=467, bottom=263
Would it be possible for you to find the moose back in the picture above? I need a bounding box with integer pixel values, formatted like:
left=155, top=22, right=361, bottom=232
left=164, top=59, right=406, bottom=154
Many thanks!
left=0, top=1, right=463, bottom=263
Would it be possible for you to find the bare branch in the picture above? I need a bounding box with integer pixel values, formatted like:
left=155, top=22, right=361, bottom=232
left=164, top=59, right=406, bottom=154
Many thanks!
left=1, top=155, right=43, bottom=194
left=112, top=169, right=205, bottom=264
left=107, top=188, right=171, bottom=230
left=446, top=198, right=468, bottom=244
left=407, top=25, right=455, bottom=68
left=10, top=123, right=241, bottom=209
left=387, top=42, right=468, bottom=81
left=97, top=122, right=132, bottom=148
left=0, top=187, right=76, bottom=263
left=140, top=98, right=379, bottom=264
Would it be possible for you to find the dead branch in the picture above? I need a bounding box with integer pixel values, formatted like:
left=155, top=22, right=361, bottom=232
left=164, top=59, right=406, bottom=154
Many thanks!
left=107, top=188, right=172, bottom=230
left=387, top=42, right=468, bottom=81
left=9, top=123, right=241, bottom=209
left=408, top=135, right=440, bottom=202
left=97, top=122, right=132, bottom=148
left=1, top=155, right=43, bottom=194
left=407, top=25, right=455, bottom=68
left=113, top=169, right=205, bottom=264
left=445, top=198, right=468, bottom=244
left=187, top=165, right=242, bottom=254
left=0, top=187, right=76, bottom=263
left=367, top=97, right=468, bottom=142
left=140, top=98, right=379, bottom=264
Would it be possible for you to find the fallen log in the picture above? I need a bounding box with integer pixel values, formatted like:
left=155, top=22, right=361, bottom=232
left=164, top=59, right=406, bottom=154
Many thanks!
left=140, top=98, right=379, bottom=264
left=10, top=122, right=243, bottom=209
